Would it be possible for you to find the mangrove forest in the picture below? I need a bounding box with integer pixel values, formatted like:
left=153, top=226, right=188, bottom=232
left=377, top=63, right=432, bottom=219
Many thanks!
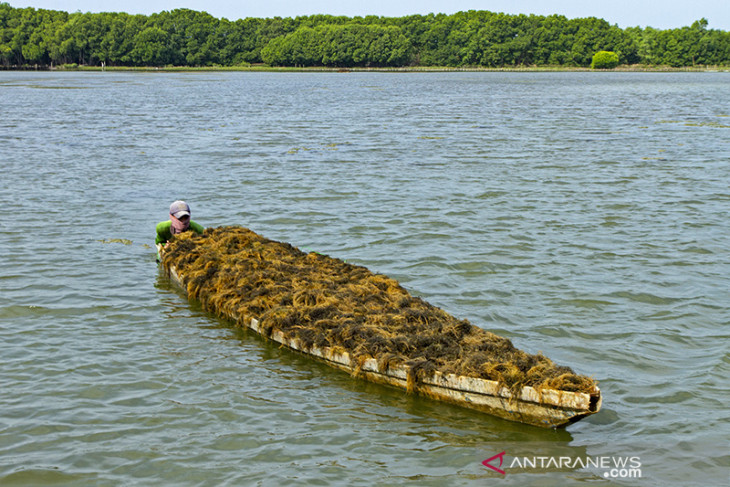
left=1, top=3, right=728, bottom=68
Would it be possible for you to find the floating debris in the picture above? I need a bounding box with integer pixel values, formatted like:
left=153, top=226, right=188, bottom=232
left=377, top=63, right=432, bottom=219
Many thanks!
left=655, top=119, right=730, bottom=128
left=98, top=238, right=133, bottom=245
left=161, top=227, right=597, bottom=397
left=683, top=121, right=730, bottom=128
left=287, top=143, right=343, bottom=154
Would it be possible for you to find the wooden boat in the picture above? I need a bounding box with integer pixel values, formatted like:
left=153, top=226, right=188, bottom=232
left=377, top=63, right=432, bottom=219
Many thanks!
left=161, top=250, right=601, bottom=428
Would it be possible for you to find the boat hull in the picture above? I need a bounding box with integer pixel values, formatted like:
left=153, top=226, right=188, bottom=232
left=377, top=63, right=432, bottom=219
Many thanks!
left=164, top=264, right=601, bottom=428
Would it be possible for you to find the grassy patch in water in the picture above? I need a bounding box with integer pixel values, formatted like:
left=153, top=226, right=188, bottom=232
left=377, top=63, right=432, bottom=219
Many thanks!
left=162, top=226, right=597, bottom=394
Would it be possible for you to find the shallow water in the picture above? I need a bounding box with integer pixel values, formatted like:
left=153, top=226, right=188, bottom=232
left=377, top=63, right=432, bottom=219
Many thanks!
left=1, top=71, right=728, bottom=486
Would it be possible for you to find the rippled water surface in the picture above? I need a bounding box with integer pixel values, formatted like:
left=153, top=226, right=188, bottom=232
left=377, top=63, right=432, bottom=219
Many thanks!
left=1, top=71, right=728, bottom=486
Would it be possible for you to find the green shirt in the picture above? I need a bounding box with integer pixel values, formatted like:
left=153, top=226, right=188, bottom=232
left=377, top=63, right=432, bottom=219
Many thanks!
left=155, top=220, right=205, bottom=245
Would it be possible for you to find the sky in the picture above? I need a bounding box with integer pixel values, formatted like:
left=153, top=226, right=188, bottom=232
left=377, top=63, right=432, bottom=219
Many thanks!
left=6, top=0, right=730, bottom=31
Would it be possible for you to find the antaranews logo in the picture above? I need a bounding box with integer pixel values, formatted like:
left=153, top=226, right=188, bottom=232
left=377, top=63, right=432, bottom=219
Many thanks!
left=481, top=451, right=507, bottom=475
left=481, top=451, right=642, bottom=478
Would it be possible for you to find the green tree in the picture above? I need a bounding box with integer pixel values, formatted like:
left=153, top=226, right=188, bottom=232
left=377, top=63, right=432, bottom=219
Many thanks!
left=570, top=17, right=626, bottom=66
left=591, top=50, right=619, bottom=68
left=98, top=13, right=144, bottom=65
left=262, top=23, right=412, bottom=67
left=129, top=26, right=172, bottom=66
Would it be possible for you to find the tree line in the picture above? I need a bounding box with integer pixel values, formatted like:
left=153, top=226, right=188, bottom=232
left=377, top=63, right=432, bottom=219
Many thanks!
left=1, top=3, right=728, bottom=68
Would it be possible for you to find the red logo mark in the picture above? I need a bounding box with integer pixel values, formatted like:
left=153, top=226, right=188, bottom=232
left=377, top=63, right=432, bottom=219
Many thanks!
left=482, top=451, right=507, bottom=475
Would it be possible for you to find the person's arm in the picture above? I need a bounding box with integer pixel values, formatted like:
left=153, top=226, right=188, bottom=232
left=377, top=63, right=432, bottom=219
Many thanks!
left=155, top=221, right=172, bottom=245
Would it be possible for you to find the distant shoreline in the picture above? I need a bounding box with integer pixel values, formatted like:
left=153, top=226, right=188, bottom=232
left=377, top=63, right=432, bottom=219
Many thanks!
left=4, top=7, right=727, bottom=71
left=4, top=65, right=728, bottom=73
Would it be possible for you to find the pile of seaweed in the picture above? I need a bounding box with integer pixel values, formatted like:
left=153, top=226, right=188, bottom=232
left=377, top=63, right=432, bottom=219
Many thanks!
left=162, top=226, right=597, bottom=395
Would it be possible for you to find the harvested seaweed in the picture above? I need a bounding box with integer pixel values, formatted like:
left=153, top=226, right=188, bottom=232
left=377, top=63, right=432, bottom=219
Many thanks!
left=162, top=226, right=597, bottom=396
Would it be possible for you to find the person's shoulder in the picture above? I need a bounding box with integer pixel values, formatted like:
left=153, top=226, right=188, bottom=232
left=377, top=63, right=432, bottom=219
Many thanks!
left=156, top=220, right=172, bottom=232
left=190, top=221, right=205, bottom=233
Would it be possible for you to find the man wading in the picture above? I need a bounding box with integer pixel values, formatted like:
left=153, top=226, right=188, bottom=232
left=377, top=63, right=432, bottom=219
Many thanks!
left=156, top=200, right=204, bottom=260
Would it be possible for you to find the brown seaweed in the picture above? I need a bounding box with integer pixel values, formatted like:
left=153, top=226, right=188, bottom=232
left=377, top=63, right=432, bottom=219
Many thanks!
left=162, top=226, right=597, bottom=395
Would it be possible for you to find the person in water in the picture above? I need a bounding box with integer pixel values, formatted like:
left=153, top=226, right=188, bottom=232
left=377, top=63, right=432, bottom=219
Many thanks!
left=155, top=200, right=204, bottom=259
